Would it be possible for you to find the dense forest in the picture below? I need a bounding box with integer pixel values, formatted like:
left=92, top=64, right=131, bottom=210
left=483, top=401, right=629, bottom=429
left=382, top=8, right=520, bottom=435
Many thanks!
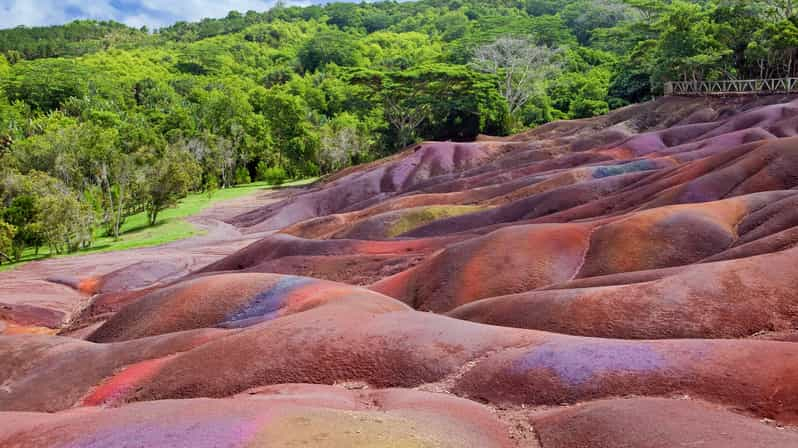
left=0, top=0, right=796, bottom=261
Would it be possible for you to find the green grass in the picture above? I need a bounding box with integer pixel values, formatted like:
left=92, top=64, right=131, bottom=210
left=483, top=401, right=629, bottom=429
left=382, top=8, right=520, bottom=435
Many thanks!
left=0, top=178, right=316, bottom=272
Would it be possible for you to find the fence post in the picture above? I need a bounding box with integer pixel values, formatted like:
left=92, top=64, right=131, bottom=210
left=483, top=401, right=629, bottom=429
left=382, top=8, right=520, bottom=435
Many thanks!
left=664, top=82, right=673, bottom=96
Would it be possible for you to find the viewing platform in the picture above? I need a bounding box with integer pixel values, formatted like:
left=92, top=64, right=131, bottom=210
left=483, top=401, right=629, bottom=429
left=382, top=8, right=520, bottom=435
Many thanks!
left=665, top=78, right=798, bottom=96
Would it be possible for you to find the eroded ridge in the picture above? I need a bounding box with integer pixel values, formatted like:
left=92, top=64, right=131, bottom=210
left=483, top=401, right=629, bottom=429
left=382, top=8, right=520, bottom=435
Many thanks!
left=4, top=95, right=798, bottom=447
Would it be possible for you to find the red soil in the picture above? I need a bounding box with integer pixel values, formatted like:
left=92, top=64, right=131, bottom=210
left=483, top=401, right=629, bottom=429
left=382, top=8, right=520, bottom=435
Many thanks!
left=4, top=95, right=798, bottom=446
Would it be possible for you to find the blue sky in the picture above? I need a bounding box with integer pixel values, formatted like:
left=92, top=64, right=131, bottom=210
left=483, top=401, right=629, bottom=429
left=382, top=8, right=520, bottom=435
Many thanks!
left=0, top=1, right=346, bottom=30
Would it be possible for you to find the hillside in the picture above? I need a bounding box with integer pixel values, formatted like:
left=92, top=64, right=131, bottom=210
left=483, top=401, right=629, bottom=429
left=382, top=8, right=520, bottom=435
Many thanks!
left=3, top=1, right=798, bottom=446
left=2, top=0, right=798, bottom=267
left=3, top=93, right=798, bottom=446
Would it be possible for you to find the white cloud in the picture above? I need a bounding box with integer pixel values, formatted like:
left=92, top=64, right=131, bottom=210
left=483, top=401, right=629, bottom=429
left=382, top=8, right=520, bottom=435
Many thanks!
left=120, top=12, right=169, bottom=29
left=0, top=1, right=70, bottom=28
left=0, top=0, right=330, bottom=30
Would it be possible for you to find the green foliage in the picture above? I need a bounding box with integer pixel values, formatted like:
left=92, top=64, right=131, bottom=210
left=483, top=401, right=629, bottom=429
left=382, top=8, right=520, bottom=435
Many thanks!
left=602, top=0, right=798, bottom=102
left=143, top=145, right=201, bottom=226
left=0, top=219, right=15, bottom=263
left=3, top=194, right=44, bottom=259
left=251, top=87, right=319, bottom=175
left=0, top=20, right=146, bottom=60
left=38, top=188, right=94, bottom=253
left=2, top=59, right=94, bottom=111
left=548, top=67, right=612, bottom=118
left=746, top=17, right=798, bottom=78
left=650, top=1, right=732, bottom=83
left=0, top=0, right=794, bottom=255
left=570, top=98, right=611, bottom=118
left=0, top=170, right=94, bottom=254
left=256, top=164, right=288, bottom=185
left=299, top=29, right=362, bottom=72
left=234, top=166, right=252, bottom=185
left=608, top=62, right=654, bottom=105
left=0, top=54, right=8, bottom=77
left=319, top=112, right=374, bottom=173
left=382, top=64, right=511, bottom=145
left=561, top=0, right=633, bottom=45
left=204, top=174, right=219, bottom=199
left=361, top=31, right=443, bottom=70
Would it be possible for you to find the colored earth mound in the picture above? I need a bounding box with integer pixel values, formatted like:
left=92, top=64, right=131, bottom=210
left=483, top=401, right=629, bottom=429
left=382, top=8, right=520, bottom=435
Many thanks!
left=0, top=385, right=513, bottom=447
left=4, top=95, right=798, bottom=447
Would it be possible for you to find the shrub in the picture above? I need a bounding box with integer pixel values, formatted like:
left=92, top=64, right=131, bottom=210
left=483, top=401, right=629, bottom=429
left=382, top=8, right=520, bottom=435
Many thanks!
left=204, top=175, right=219, bottom=199
left=234, top=166, right=251, bottom=185
left=256, top=162, right=287, bottom=186
left=570, top=98, right=609, bottom=119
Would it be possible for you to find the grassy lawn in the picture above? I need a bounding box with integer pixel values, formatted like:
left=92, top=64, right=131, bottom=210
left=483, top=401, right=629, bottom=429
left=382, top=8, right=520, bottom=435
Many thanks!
left=0, top=178, right=315, bottom=272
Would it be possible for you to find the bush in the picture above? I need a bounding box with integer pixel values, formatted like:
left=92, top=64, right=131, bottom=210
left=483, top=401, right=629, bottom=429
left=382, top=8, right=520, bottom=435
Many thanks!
left=518, top=95, right=555, bottom=127
left=0, top=219, right=16, bottom=264
left=204, top=175, right=219, bottom=199
left=569, top=98, right=609, bottom=119
left=234, top=166, right=251, bottom=185
left=256, top=162, right=287, bottom=185
left=607, top=97, right=630, bottom=110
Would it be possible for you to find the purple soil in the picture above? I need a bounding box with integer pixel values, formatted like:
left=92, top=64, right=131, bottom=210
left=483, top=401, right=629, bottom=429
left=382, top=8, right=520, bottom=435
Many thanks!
left=533, top=397, right=798, bottom=448
left=0, top=385, right=514, bottom=448
left=4, top=95, right=798, bottom=446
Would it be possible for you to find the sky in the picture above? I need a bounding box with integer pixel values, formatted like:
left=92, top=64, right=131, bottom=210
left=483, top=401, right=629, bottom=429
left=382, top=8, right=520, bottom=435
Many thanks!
left=0, top=1, right=347, bottom=30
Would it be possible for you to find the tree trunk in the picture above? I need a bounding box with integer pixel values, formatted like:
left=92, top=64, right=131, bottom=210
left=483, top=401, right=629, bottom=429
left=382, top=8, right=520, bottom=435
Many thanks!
left=106, top=181, right=116, bottom=238
left=12, top=242, right=24, bottom=262
left=113, top=182, right=125, bottom=240
left=149, top=207, right=159, bottom=226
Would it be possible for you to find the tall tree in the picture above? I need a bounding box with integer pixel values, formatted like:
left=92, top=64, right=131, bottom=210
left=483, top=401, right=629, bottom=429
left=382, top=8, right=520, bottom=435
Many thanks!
left=471, top=37, right=561, bottom=118
left=143, top=145, right=200, bottom=226
left=0, top=219, right=15, bottom=264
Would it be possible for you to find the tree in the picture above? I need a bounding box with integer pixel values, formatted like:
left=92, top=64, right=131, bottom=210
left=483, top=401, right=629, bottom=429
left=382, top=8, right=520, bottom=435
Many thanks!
left=760, top=0, right=796, bottom=19
left=97, top=153, right=139, bottom=240
left=251, top=88, right=318, bottom=175
left=381, top=65, right=510, bottom=145
left=0, top=54, right=8, bottom=77
left=746, top=18, right=798, bottom=78
left=1, top=59, right=94, bottom=111
left=648, top=1, right=732, bottom=82
left=143, top=145, right=201, bottom=226
left=3, top=194, right=44, bottom=259
left=363, top=10, right=395, bottom=33
left=623, top=0, right=669, bottom=24
left=319, top=113, right=372, bottom=173
left=1, top=170, right=95, bottom=254
left=361, top=31, right=443, bottom=70
left=3, top=0, right=788, bottom=245
left=325, top=2, right=363, bottom=29
left=713, top=1, right=770, bottom=76
left=384, top=94, right=429, bottom=149
left=0, top=219, right=15, bottom=264
left=38, top=188, right=94, bottom=253
left=471, top=37, right=561, bottom=119
left=298, top=30, right=361, bottom=72
left=561, top=0, right=634, bottom=45
left=525, top=0, right=568, bottom=16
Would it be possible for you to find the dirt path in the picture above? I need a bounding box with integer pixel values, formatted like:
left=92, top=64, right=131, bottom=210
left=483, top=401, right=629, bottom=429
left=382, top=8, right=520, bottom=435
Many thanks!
left=0, top=187, right=299, bottom=334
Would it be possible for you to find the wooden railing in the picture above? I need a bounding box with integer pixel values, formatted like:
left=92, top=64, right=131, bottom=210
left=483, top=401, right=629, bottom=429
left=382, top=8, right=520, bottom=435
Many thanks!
left=664, top=78, right=798, bottom=96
